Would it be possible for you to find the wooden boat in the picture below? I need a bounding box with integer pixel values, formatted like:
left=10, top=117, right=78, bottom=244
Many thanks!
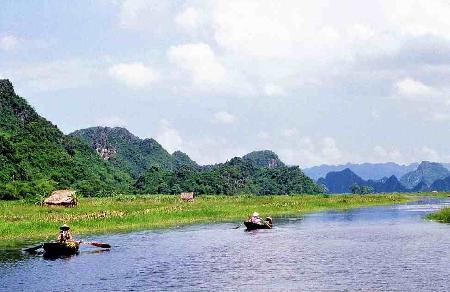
left=43, top=241, right=80, bottom=256
left=244, top=220, right=272, bottom=230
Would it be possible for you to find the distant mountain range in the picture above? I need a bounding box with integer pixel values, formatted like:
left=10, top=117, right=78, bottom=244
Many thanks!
left=317, top=169, right=407, bottom=194
left=399, top=161, right=449, bottom=189
left=317, top=161, right=450, bottom=193
left=304, top=162, right=419, bottom=181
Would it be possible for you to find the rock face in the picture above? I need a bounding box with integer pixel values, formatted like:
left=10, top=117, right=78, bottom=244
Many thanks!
left=318, top=169, right=407, bottom=193
left=366, top=175, right=407, bottom=193
left=0, top=79, right=131, bottom=197
left=318, top=168, right=366, bottom=193
left=430, top=176, right=450, bottom=191
left=400, top=161, right=449, bottom=189
left=242, top=150, right=285, bottom=168
left=71, top=127, right=197, bottom=178
left=43, top=190, right=77, bottom=206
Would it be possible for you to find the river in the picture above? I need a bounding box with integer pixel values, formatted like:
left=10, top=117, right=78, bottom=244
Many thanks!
left=1, top=198, right=449, bottom=291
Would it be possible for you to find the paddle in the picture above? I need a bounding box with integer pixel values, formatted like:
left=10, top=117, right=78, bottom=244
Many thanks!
left=233, top=223, right=242, bottom=229
left=23, top=244, right=43, bottom=253
left=79, top=241, right=111, bottom=248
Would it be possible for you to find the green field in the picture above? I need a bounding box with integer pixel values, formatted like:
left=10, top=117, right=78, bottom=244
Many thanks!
left=0, top=194, right=419, bottom=247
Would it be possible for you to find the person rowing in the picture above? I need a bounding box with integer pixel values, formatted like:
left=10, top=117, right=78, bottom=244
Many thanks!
left=250, top=212, right=262, bottom=224
left=57, top=224, right=73, bottom=243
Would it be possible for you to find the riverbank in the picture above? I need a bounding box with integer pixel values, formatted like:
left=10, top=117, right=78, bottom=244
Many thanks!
left=427, top=207, right=450, bottom=223
left=0, top=194, right=417, bottom=247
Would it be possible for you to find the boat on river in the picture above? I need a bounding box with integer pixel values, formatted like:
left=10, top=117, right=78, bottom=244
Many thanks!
left=43, top=241, right=80, bottom=256
left=244, top=217, right=273, bottom=230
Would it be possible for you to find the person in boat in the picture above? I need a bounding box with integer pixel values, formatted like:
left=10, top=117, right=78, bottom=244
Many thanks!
left=250, top=212, right=262, bottom=224
left=57, top=224, right=73, bottom=243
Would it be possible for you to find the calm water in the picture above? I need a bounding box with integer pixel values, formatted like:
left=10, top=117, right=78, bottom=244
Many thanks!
left=1, top=198, right=449, bottom=291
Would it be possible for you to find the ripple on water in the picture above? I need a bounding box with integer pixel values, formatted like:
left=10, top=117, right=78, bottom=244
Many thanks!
left=1, top=198, right=450, bottom=291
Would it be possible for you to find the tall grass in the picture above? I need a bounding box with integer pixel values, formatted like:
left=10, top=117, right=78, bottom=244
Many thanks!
left=0, top=194, right=414, bottom=247
left=427, top=207, right=450, bottom=223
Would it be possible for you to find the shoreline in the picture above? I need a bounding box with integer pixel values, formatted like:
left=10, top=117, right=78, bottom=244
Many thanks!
left=0, top=193, right=432, bottom=248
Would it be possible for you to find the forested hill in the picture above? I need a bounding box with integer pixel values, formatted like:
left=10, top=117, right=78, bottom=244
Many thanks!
left=70, top=127, right=198, bottom=178
left=242, top=150, right=285, bottom=168
left=135, top=157, right=325, bottom=195
left=0, top=79, right=131, bottom=199
left=72, top=128, right=324, bottom=195
left=0, top=79, right=325, bottom=198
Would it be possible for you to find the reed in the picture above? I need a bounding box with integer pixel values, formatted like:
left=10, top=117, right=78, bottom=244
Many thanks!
left=0, top=194, right=415, bottom=247
left=427, top=207, right=450, bottom=223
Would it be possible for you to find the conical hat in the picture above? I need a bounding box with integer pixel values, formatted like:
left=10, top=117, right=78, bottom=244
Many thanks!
left=60, top=224, right=70, bottom=230
left=252, top=212, right=259, bottom=217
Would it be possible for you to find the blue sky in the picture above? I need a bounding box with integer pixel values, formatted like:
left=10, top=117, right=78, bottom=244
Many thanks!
left=1, top=0, right=449, bottom=166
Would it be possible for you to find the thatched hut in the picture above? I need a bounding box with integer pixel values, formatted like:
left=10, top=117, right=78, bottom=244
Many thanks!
left=180, top=192, right=195, bottom=202
left=43, top=190, right=77, bottom=207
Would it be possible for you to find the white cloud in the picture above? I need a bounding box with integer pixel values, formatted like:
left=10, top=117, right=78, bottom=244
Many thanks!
left=263, top=84, right=285, bottom=97
left=394, top=78, right=437, bottom=98
left=417, top=146, right=441, bottom=162
left=118, top=0, right=171, bottom=29
left=390, top=78, right=450, bottom=122
left=108, top=62, right=159, bottom=88
left=155, top=119, right=183, bottom=153
left=385, top=0, right=450, bottom=39
left=212, top=111, right=237, bottom=124
left=372, top=146, right=402, bottom=162
left=168, top=43, right=226, bottom=89
left=278, top=136, right=343, bottom=167
left=0, top=35, right=20, bottom=51
left=95, top=116, right=127, bottom=128
left=175, top=7, right=201, bottom=31
left=2, top=59, right=96, bottom=92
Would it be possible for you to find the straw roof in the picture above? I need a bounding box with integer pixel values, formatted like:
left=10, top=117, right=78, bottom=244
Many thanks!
left=43, top=190, right=77, bottom=207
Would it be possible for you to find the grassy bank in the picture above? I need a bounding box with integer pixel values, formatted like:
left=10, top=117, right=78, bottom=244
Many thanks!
left=0, top=194, right=414, bottom=247
left=427, top=207, right=450, bottom=223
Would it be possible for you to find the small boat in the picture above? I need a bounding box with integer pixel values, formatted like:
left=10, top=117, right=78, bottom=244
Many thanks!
left=244, top=217, right=273, bottom=231
left=43, top=241, right=80, bottom=256
left=244, top=221, right=272, bottom=230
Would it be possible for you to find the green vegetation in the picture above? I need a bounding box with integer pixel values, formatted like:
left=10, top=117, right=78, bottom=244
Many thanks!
left=427, top=207, right=450, bottom=223
left=351, top=183, right=374, bottom=195
left=0, top=80, right=131, bottom=199
left=0, top=194, right=414, bottom=247
left=70, top=127, right=193, bottom=178
left=0, top=81, right=325, bottom=199
left=135, top=158, right=325, bottom=195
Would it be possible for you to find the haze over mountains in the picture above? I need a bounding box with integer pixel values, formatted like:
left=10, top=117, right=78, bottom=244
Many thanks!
left=317, top=161, right=450, bottom=193
left=304, top=163, right=420, bottom=181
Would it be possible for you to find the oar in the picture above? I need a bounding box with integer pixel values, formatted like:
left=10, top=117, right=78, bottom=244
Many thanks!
left=233, top=223, right=242, bottom=229
left=80, top=241, right=111, bottom=248
left=23, top=244, right=43, bottom=253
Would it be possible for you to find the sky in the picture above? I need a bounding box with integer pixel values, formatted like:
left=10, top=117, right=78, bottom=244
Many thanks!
left=1, top=0, right=449, bottom=167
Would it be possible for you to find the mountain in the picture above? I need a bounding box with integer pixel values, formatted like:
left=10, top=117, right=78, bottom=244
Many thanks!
left=304, top=162, right=418, bottom=181
left=172, top=150, right=199, bottom=169
left=317, top=168, right=366, bottom=193
left=318, top=168, right=407, bottom=193
left=366, top=175, right=407, bottom=193
left=242, top=150, right=285, bottom=168
left=0, top=79, right=131, bottom=198
left=430, top=176, right=450, bottom=191
left=400, top=161, right=449, bottom=189
left=71, top=127, right=197, bottom=178
left=136, top=156, right=324, bottom=195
